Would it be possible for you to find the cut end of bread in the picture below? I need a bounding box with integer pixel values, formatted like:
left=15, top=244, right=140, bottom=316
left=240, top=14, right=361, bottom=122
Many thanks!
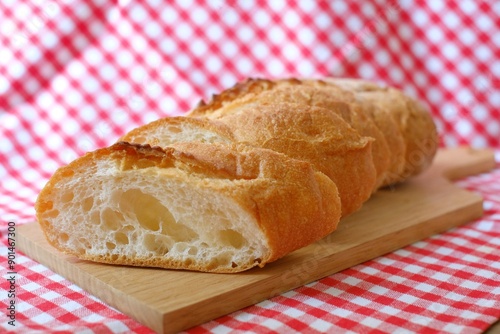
left=36, top=142, right=340, bottom=273
left=120, top=116, right=236, bottom=147
left=44, top=187, right=268, bottom=272
left=35, top=144, right=270, bottom=272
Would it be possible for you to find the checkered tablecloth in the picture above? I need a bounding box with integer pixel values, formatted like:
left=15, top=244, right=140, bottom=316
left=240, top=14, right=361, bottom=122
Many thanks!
left=1, top=1, right=500, bottom=333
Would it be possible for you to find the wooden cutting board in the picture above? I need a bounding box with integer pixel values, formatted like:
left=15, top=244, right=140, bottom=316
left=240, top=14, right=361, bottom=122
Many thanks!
left=17, top=147, right=496, bottom=334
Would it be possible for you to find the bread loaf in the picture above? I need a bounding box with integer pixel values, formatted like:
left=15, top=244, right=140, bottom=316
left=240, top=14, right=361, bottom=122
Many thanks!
left=35, top=77, right=438, bottom=273
left=35, top=141, right=341, bottom=273
left=188, top=78, right=437, bottom=188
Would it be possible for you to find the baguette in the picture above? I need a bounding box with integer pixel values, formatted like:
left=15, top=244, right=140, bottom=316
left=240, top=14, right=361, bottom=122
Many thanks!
left=35, top=141, right=341, bottom=273
left=35, top=77, right=438, bottom=273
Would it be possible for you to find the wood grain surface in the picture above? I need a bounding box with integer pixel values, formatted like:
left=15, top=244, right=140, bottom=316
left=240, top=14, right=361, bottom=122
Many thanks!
left=17, top=147, right=496, bottom=334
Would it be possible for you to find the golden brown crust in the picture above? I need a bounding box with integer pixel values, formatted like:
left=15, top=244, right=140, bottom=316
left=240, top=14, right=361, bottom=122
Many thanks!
left=328, top=79, right=438, bottom=183
left=203, top=101, right=377, bottom=216
left=217, top=84, right=391, bottom=189
left=36, top=141, right=341, bottom=273
left=191, top=78, right=285, bottom=116
left=188, top=77, right=348, bottom=118
left=190, top=77, right=437, bottom=188
left=360, top=88, right=438, bottom=179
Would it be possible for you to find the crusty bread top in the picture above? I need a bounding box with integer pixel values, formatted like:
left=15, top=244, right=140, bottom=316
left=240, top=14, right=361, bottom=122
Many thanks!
left=189, top=77, right=388, bottom=117
left=192, top=82, right=391, bottom=189
left=187, top=78, right=393, bottom=187
left=191, top=78, right=284, bottom=116
left=201, top=101, right=377, bottom=216
left=189, top=77, right=437, bottom=187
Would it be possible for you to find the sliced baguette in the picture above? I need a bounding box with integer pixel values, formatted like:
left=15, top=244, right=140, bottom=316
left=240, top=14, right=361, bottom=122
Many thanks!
left=35, top=77, right=438, bottom=274
left=127, top=105, right=376, bottom=217
left=35, top=141, right=341, bottom=273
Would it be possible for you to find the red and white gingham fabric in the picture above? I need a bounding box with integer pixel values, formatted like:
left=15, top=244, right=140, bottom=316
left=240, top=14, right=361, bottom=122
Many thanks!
left=1, top=1, right=500, bottom=333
